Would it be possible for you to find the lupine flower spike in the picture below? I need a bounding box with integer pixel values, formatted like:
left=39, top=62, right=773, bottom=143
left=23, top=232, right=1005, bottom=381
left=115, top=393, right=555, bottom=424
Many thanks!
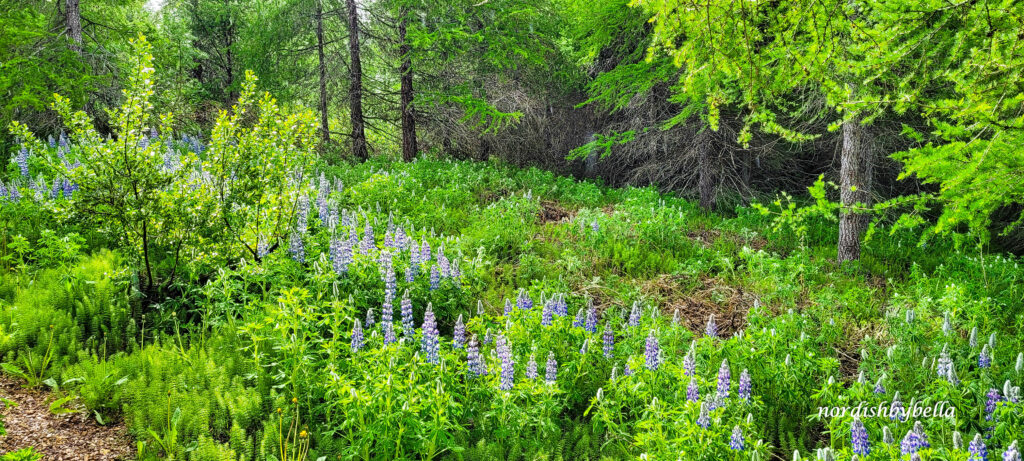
left=602, top=324, right=614, bottom=358
left=421, top=304, right=440, bottom=364
left=730, top=425, right=744, bottom=451
left=545, top=351, right=557, bottom=384
left=644, top=330, right=660, bottom=371
left=350, top=319, right=363, bottom=352
left=969, top=433, right=988, bottom=461
left=526, top=354, right=538, bottom=380
left=453, top=314, right=465, bottom=349
left=1003, top=441, right=1020, bottom=461
left=705, top=314, right=717, bottom=338
left=496, top=335, right=514, bottom=391
left=851, top=417, right=870, bottom=456
left=738, top=369, right=752, bottom=401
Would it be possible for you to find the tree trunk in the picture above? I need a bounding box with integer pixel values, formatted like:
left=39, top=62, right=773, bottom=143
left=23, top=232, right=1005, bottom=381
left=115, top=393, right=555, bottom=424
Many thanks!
left=224, top=0, right=236, bottom=104
left=398, top=10, right=417, bottom=162
left=315, top=0, right=330, bottom=144
left=696, top=128, right=716, bottom=210
left=346, top=0, right=368, bottom=160
left=66, top=0, right=83, bottom=53
left=837, top=116, right=874, bottom=263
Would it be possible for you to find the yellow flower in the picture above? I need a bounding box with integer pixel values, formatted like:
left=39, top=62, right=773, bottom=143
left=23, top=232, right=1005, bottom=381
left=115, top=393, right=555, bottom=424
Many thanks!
left=299, top=430, right=307, bottom=438
left=291, top=397, right=298, bottom=404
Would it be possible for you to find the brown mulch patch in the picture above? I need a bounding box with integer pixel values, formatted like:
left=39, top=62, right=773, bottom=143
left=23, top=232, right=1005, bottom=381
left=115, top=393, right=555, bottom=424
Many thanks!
left=686, top=228, right=721, bottom=247
left=640, top=274, right=758, bottom=338
left=0, top=376, right=132, bottom=460
left=538, top=200, right=574, bottom=224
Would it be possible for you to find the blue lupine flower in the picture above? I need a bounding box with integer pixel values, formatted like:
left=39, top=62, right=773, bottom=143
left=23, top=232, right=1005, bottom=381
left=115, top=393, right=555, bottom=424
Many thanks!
left=451, top=260, right=462, bottom=281
left=738, top=369, right=752, bottom=401
left=0, top=181, right=7, bottom=201
left=421, top=239, right=431, bottom=262
left=585, top=304, right=597, bottom=333
left=467, top=335, right=486, bottom=377
left=453, top=314, right=465, bottom=349
left=602, top=324, right=614, bottom=358
left=628, top=302, right=640, bottom=327
left=696, top=402, right=710, bottom=429
left=365, top=308, right=375, bottom=328
left=624, top=362, right=633, bottom=376
left=517, top=289, right=533, bottom=310
left=526, top=354, right=538, bottom=380
left=890, top=392, right=905, bottom=422
left=360, top=221, right=375, bottom=254
left=717, top=359, right=731, bottom=399
left=51, top=177, right=62, bottom=199
left=555, top=294, right=568, bottom=316
left=706, top=314, right=718, bottom=338
left=874, top=376, right=886, bottom=394
left=296, top=196, right=310, bottom=233
left=1003, top=441, right=1020, bottom=461
left=350, top=319, right=363, bottom=352
left=504, top=299, right=513, bottom=316
left=330, top=237, right=347, bottom=273
left=288, top=233, right=305, bottom=263
left=496, top=335, right=514, bottom=391
left=545, top=351, right=557, bottom=384
left=683, top=345, right=696, bottom=377
left=573, top=308, right=585, bottom=328
left=10, top=182, right=20, bottom=201
left=383, top=321, right=396, bottom=345
left=901, top=429, right=923, bottom=456
left=913, top=421, right=929, bottom=449
left=421, top=304, right=440, bottom=364
left=937, top=345, right=956, bottom=384
left=62, top=178, right=75, bottom=198
left=969, top=433, right=988, bottom=461
left=980, top=345, right=993, bottom=369
left=430, top=265, right=440, bottom=290
left=395, top=227, right=408, bottom=250
left=687, top=378, right=699, bottom=402
left=401, top=292, right=415, bottom=338
left=257, top=238, right=269, bottom=259
left=644, top=330, right=660, bottom=371
left=437, top=247, right=450, bottom=278
left=541, top=300, right=553, bottom=327
left=384, top=267, right=397, bottom=300
left=405, top=258, right=417, bottom=283
left=15, top=147, right=30, bottom=177
left=579, top=338, right=589, bottom=355
left=730, top=425, right=744, bottom=451
left=591, top=220, right=599, bottom=232
left=851, top=417, right=870, bottom=456
left=986, top=388, right=1002, bottom=421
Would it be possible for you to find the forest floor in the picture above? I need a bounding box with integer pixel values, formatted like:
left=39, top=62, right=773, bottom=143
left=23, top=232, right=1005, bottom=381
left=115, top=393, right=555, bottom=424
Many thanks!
left=0, top=376, right=132, bottom=460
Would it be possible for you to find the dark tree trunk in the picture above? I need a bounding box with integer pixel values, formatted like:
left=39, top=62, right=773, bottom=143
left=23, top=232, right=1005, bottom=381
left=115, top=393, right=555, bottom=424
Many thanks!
left=697, top=128, right=716, bottom=210
left=838, top=116, right=874, bottom=263
left=315, top=0, right=330, bottom=144
left=224, top=0, right=236, bottom=104
left=347, top=0, right=368, bottom=160
left=398, top=10, right=417, bottom=162
left=66, top=0, right=83, bottom=53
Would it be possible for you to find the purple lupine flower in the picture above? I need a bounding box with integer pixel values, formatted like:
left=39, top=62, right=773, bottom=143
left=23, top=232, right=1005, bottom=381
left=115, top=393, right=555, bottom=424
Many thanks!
left=602, top=324, right=614, bottom=358
left=360, top=221, right=375, bottom=254
left=526, top=354, right=538, bottom=380
left=288, top=233, right=305, bottom=263
left=365, top=308, right=375, bottom=328
left=591, top=220, right=599, bottom=232
left=50, top=177, right=62, bottom=199
left=585, top=304, right=597, bottom=333
left=901, top=429, right=923, bottom=456
left=467, top=335, right=486, bottom=377
left=382, top=296, right=394, bottom=324
left=579, top=338, right=589, bottom=355
left=383, top=231, right=394, bottom=249
left=545, top=351, right=557, bottom=384
left=573, top=308, right=585, bottom=328
left=937, top=345, right=956, bottom=384
left=453, top=314, right=465, bottom=349
left=687, top=378, right=699, bottom=402
left=451, top=260, right=462, bottom=281
left=541, top=300, right=553, bottom=327
left=628, top=302, right=640, bottom=327
left=851, top=417, right=870, bottom=456
left=395, top=227, right=408, bottom=251
left=890, top=392, right=905, bottom=422
left=738, top=369, right=752, bottom=401
left=384, top=268, right=397, bottom=301
left=421, top=304, right=440, bottom=364
left=874, top=376, right=886, bottom=394
left=969, top=433, right=988, bottom=461
left=624, top=362, right=633, bottom=376
left=257, top=237, right=269, bottom=259
left=696, top=402, right=710, bottom=429
left=517, top=289, right=533, bottom=310
left=9, top=183, right=20, bottom=201
left=986, top=388, right=1002, bottom=421
left=405, top=262, right=416, bottom=284
left=350, top=319, right=363, bottom=352
left=980, top=345, right=993, bottom=369
left=401, top=292, right=415, bottom=338
left=420, top=239, right=431, bottom=262
left=15, top=147, right=30, bottom=177
left=1003, top=441, right=1020, bottom=461
left=717, top=359, right=731, bottom=399
left=705, top=314, right=718, bottom=338
left=496, top=335, right=514, bottom=391
left=730, top=425, right=744, bottom=451
left=504, top=299, right=513, bottom=316
left=644, top=330, right=660, bottom=371
left=430, top=265, right=440, bottom=290
left=0, top=181, right=7, bottom=201
left=62, top=178, right=74, bottom=198
left=330, top=237, right=350, bottom=273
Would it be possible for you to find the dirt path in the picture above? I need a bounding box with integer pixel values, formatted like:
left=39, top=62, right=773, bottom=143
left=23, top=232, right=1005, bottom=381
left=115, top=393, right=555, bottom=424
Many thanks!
left=0, top=376, right=132, bottom=460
